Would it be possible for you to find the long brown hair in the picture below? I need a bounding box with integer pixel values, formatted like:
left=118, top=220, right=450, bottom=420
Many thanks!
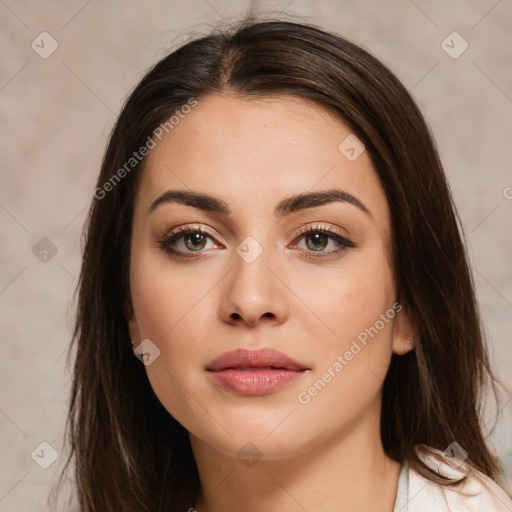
left=53, top=16, right=506, bottom=511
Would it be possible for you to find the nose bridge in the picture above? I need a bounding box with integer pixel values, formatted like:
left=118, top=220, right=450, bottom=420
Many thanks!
left=232, top=234, right=275, bottom=298
left=222, top=233, right=285, bottom=325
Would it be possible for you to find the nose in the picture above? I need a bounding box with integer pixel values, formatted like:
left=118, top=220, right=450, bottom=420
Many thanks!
left=220, top=241, right=288, bottom=328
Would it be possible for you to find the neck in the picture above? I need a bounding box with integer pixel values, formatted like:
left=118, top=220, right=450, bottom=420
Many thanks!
left=190, top=411, right=401, bottom=512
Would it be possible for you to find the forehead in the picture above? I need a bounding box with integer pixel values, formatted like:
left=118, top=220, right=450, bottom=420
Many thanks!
left=136, top=94, right=389, bottom=231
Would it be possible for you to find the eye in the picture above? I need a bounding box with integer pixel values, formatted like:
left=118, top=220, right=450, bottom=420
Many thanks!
left=290, top=224, right=356, bottom=260
left=157, top=223, right=356, bottom=260
left=158, top=224, right=221, bottom=258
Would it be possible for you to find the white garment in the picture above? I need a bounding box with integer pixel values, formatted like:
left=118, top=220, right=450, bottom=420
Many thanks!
left=393, top=446, right=512, bottom=511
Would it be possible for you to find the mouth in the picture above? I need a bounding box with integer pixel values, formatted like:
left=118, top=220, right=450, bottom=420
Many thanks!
left=206, top=348, right=309, bottom=396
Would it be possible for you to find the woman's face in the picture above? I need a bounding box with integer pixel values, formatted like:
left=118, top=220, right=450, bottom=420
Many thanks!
left=127, top=94, right=413, bottom=461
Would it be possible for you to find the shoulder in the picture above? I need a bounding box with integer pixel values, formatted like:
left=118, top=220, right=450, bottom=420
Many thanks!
left=405, top=445, right=512, bottom=512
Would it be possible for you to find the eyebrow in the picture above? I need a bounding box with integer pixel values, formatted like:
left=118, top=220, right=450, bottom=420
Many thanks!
left=148, top=188, right=371, bottom=218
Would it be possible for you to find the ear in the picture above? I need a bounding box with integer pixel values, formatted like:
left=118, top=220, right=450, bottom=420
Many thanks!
left=391, top=300, right=417, bottom=355
left=123, top=299, right=141, bottom=346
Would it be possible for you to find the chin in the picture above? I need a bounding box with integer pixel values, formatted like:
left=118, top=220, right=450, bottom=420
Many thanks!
left=188, top=416, right=334, bottom=465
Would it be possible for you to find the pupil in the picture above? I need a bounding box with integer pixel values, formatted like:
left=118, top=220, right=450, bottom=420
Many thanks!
left=308, top=233, right=327, bottom=251
left=186, top=233, right=206, bottom=250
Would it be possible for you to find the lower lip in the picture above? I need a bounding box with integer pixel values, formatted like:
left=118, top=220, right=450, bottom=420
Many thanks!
left=208, top=368, right=306, bottom=395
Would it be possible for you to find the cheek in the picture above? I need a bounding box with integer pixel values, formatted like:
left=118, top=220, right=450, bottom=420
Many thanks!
left=130, top=257, right=213, bottom=357
left=295, top=245, right=395, bottom=353
left=129, top=260, right=217, bottom=424
left=293, top=248, right=396, bottom=405
left=130, top=225, right=220, bottom=326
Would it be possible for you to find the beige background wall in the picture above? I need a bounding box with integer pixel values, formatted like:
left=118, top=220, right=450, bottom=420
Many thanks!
left=1, top=0, right=511, bottom=510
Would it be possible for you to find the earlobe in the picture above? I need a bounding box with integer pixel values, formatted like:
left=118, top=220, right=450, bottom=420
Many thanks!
left=127, top=316, right=141, bottom=345
left=391, top=300, right=417, bottom=355
left=393, top=337, right=415, bottom=355
left=124, top=300, right=141, bottom=345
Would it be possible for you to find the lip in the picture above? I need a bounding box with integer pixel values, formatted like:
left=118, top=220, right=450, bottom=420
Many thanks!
left=206, top=348, right=309, bottom=396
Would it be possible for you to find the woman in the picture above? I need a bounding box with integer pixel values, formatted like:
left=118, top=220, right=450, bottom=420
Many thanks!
left=54, top=18, right=512, bottom=511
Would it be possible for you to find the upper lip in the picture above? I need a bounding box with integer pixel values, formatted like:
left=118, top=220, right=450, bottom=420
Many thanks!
left=206, top=348, right=308, bottom=371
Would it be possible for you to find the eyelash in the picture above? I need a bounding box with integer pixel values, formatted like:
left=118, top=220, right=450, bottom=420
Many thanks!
left=157, top=223, right=356, bottom=261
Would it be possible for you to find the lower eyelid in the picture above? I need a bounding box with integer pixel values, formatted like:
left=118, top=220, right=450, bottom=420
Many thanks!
left=291, top=237, right=353, bottom=257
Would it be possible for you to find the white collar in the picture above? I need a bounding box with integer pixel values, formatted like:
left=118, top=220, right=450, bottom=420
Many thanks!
left=393, top=462, right=409, bottom=511
left=392, top=446, right=512, bottom=511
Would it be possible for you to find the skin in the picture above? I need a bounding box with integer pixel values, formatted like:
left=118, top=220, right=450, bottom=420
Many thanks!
left=127, top=94, right=416, bottom=512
